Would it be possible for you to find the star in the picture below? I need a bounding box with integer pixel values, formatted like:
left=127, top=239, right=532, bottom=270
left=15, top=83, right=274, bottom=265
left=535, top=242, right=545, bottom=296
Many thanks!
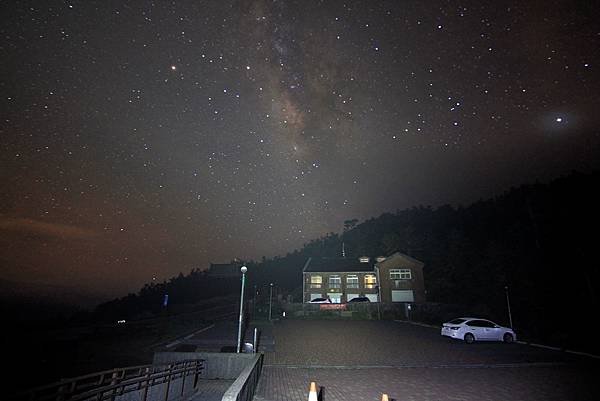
left=1, top=0, right=598, bottom=306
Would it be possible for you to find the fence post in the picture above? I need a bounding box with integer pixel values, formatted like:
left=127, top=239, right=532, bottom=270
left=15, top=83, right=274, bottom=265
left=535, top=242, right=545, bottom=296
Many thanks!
left=110, top=371, right=119, bottom=401
left=56, top=382, right=67, bottom=401
left=140, top=367, right=151, bottom=401
left=180, top=363, right=186, bottom=397
left=163, top=364, right=172, bottom=401
left=193, top=361, right=200, bottom=389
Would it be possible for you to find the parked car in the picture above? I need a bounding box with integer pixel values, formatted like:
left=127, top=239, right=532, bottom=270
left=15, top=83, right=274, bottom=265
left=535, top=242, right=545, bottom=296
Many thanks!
left=309, top=297, right=331, bottom=303
left=348, top=296, right=370, bottom=303
left=441, top=317, right=516, bottom=344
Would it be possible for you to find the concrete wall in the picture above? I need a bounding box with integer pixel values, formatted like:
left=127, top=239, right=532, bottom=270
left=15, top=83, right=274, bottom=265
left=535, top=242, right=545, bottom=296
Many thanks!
left=153, top=352, right=256, bottom=380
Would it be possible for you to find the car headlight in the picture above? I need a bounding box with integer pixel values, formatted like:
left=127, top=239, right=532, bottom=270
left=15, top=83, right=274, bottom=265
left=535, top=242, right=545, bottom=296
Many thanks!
left=450, top=327, right=460, bottom=330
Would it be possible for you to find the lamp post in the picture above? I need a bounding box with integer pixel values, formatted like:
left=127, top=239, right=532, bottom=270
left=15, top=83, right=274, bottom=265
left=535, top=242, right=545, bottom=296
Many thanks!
left=269, top=283, right=274, bottom=321
left=237, top=265, right=248, bottom=353
left=505, top=285, right=513, bottom=328
left=375, top=266, right=381, bottom=320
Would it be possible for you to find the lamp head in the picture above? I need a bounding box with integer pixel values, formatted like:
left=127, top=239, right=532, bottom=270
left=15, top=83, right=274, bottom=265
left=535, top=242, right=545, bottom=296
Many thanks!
left=240, top=265, right=247, bottom=274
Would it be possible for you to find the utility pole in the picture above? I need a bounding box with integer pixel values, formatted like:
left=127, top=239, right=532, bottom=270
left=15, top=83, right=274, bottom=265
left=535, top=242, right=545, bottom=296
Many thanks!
left=269, top=283, right=274, bottom=321
left=505, top=286, right=513, bottom=328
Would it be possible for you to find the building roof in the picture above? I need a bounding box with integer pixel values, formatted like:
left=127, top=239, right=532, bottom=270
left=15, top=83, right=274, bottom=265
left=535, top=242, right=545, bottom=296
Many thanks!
left=302, top=257, right=376, bottom=273
left=380, top=251, right=425, bottom=267
left=302, top=252, right=424, bottom=274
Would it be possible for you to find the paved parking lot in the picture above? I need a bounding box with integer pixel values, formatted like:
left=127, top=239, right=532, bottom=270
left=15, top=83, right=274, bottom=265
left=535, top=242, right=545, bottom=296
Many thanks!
left=254, top=320, right=599, bottom=401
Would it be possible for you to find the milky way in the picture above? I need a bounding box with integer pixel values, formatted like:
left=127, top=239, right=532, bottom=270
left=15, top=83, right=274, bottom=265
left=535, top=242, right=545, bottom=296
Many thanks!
left=1, top=0, right=599, bottom=299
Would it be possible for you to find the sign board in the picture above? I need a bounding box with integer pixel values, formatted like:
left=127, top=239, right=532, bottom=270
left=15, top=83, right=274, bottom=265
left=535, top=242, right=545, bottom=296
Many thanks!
left=320, top=303, right=346, bottom=310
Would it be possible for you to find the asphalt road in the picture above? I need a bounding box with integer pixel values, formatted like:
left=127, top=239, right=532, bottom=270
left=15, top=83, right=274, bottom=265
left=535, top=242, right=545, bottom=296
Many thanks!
left=254, top=319, right=600, bottom=401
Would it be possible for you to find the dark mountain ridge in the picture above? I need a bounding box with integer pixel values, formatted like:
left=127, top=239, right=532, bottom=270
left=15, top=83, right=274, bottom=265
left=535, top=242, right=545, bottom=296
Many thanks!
left=5, top=170, right=598, bottom=351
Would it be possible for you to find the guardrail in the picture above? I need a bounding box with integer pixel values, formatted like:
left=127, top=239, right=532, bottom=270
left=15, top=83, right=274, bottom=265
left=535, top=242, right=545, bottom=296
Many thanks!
left=10, top=359, right=204, bottom=401
left=221, top=353, right=264, bottom=401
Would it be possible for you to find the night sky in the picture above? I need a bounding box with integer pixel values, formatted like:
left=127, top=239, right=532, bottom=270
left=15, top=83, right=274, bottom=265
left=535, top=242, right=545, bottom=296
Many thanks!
left=2, top=0, right=599, bottom=300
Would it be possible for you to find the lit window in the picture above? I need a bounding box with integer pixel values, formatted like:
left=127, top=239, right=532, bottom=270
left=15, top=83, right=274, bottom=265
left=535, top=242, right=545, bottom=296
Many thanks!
left=310, top=275, right=322, bottom=289
left=364, top=274, right=377, bottom=289
left=390, top=269, right=412, bottom=280
left=329, top=275, right=341, bottom=289
left=346, top=275, right=359, bottom=288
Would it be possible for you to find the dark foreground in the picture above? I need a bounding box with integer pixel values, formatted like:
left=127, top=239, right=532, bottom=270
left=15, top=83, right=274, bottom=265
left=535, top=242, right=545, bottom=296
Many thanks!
left=2, top=301, right=238, bottom=395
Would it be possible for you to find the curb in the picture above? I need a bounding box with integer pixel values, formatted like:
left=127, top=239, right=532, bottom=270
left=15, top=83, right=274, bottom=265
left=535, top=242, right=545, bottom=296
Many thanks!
left=164, top=323, right=215, bottom=348
left=393, top=319, right=440, bottom=329
left=516, top=341, right=600, bottom=359
left=263, top=361, right=567, bottom=370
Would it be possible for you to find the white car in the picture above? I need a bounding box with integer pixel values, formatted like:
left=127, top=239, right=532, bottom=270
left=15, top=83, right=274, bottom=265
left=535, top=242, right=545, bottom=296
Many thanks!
left=441, top=317, right=516, bottom=344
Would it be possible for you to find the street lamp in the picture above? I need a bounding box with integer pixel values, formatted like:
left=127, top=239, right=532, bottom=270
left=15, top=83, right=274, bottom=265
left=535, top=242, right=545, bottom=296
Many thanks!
left=505, top=285, right=513, bottom=328
left=269, top=283, right=274, bottom=321
left=237, top=265, right=248, bottom=353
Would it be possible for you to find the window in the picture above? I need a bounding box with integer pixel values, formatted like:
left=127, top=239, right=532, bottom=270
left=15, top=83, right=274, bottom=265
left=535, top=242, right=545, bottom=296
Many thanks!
left=466, top=320, right=496, bottom=328
left=346, top=275, right=359, bottom=288
left=390, top=269, right=412, bottom=280
left=364, top=274, right=377, bottom=289
left=310, top=275, right=322, bottom=289
left=328, top=275, right=341, bottom=289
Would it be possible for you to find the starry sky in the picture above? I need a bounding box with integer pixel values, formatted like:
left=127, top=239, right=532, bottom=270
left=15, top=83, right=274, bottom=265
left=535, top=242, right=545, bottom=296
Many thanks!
left=2, top=0, right=599, bottom=300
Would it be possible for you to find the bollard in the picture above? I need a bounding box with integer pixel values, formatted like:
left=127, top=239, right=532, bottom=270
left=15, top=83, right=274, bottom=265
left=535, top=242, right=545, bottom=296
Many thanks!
left=253, top=327, right=258, bottom=353
left=381, top=394, right=389, bottom=401
left=308, top=382, right=318, bottom=401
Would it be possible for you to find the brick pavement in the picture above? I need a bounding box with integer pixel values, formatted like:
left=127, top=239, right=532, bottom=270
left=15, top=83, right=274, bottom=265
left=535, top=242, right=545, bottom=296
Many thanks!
left=254, top=320, right=600, bottom=401
left=255, top=364, right=596, bottom=401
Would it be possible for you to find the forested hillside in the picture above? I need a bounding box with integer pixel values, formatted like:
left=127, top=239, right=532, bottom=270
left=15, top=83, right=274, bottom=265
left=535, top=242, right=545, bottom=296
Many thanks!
left=80, top=170, right=598, bottom=348
left=249, top=170, right=599, bottom=345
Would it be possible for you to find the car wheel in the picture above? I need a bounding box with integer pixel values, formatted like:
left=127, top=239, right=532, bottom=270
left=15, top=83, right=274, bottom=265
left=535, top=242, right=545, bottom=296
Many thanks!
left=464, top=333, right=475, bottom=344
left=503, top=333, right=514, bottom=343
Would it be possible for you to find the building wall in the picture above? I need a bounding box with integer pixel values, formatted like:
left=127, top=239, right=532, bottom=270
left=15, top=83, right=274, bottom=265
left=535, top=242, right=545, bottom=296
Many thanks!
left=303, top=271, right=378, bottom=303
left=376, top=254, right=426, bottom=303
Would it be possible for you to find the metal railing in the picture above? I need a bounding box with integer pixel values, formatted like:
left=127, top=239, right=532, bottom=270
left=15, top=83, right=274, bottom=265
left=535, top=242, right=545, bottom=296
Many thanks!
left=222, top=353, right=263, bottom=401
left=11, top=359, right=204, bottom=401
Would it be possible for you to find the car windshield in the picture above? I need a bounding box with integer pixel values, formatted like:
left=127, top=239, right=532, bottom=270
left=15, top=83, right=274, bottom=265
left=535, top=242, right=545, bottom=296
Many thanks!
left=311, top=298, right=325, bottom=302
left=448, top=318, right=467, bottom=324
